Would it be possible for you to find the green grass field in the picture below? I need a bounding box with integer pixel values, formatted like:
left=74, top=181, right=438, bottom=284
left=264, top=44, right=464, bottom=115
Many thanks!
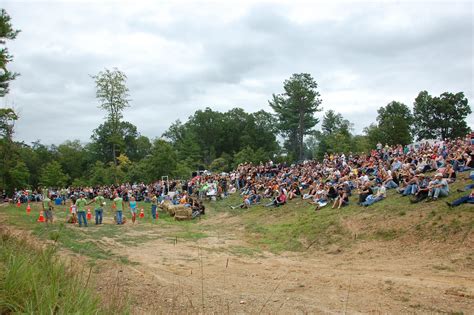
left=1, top=175, right=473, bottom=260
left=0, top=175, right=473, bottom=314
left=0, top=229, right=128, bottom=314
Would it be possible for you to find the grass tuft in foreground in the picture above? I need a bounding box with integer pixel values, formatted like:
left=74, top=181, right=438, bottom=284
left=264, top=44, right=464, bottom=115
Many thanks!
left=0, top=229, right=128, bottom=314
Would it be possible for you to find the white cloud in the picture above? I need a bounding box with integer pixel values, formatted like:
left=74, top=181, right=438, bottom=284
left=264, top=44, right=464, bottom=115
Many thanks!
left=1, top=0, right=472, bottom=144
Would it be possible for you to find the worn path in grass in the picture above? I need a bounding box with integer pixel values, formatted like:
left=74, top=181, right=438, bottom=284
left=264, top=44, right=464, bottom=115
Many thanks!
left=1, top=178, right=474, bottom=313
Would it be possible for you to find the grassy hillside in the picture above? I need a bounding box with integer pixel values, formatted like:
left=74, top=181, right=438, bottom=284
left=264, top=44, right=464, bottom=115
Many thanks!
left=0, top=176, right=472, bottom=314
left=0, top=174, right=472, bottom=260
left=212, top=175, right=474, bottom=253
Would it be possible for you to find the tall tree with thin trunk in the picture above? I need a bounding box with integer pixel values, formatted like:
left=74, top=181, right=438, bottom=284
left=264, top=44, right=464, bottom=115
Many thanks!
left=0, top=9, right=20, bottom=97
left=92, top=68, right=130, bottom=166
left=0, top=10, right=20, bottom=193
left=269, top=73, right=322, bottom=161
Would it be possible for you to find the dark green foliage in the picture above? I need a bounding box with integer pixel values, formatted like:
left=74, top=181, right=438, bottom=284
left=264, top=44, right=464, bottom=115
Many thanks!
left=0, top=9, right=20, bottom=97
left=269, top=73, right=322, bottom=161
left=39, top=161, right=69, bottom=188
left=376, top=101, right=413, bottom=145
left=90, top=120, right=147, bottom=163
left=314, top=110, right=354, bottom=159
left=163, top=107, right=279, bottom=170
left=413, top=91, right=471, bottom=140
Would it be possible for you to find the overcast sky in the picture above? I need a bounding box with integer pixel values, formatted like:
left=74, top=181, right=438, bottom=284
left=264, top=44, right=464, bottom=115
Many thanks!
left=2, top=0, right=473, bottom=145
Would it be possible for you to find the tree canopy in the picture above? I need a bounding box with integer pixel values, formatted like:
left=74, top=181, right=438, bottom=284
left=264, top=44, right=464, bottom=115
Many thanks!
left=413, top=91, right=471, bottom=140
left=269, top=73, right=322, bottom=161
left=0, top=9, right=20, bottom=97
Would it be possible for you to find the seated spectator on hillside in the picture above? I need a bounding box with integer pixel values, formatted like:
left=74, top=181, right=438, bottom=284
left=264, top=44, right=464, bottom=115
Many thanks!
left=287, top=182, right=302, bottom=200
left=302, top=182, right=318, bottom=200
left=361, top=182, right=386, bottom=207
left=308, top=188, right=329, bottom=211
left=399, top=174, right=418, bottom=196
left=410, top=174, right=431, bottom=203
left=331, top=187, right=349, bottom=209
left=442, top=163, right=457, bottom=183
left=426, top=173, right=449, bottom=202
left=358, top=182, right=373, bottom=204
left=230, top=195, right=251, bottom=210
left=382, top=171, right=398, bottom=189
left=248, top=188, right=262, bottom=204
left=446, top=189, right=474, bottom=207
left=458, top=152, right=474, bottom=171
left=327, top=183, right=338, bottom=200
left=265, top=188, right=287, bottom=207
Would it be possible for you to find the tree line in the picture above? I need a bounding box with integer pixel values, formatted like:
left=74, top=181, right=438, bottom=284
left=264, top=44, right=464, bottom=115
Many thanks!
left=0, top=9, right=471, bottom=193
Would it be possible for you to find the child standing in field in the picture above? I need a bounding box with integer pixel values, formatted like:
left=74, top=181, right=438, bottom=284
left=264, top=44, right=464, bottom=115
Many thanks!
left=88, top=191, right=105, bottom=225
left=68, top=195, right=78, bottom=224
left=42, top=194, right=54, bottom=224
left=129, top=195, right=137, bottom=224
left=113, top=193, right=125, bottom=225
left=75, top=193, right=88, bottom=227
left=150, top=193, right=158, bottom=219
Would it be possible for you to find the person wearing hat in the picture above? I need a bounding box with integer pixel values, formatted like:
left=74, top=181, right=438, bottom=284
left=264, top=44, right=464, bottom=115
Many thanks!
left=426, top=173, right=449, bottom=202
left=75, top=193, right=88, bottom=227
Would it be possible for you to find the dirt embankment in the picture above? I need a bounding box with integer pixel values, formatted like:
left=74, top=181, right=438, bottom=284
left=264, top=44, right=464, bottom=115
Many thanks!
left=93, top=213, right=474, bottom=314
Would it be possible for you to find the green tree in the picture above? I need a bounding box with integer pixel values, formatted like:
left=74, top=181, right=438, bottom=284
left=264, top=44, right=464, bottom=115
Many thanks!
left=376, top=101, right=413, bottom=145
left=133, top=135, right=152, bottom=161
left=209, top=157, right=227, bottom=173
left=39, top=161, right=69, bottom=188
left=57, top=140, right=86, bottom=181
left=364, top=123, right=384, bottom=148
left=321, top=110, right=351, bottom=135
left=315, top=110, right=353, bottom=159
left=92, top=68, right=130, bottom=165
left=88, top=161, right=112, bottom=186
left=0, top=108, right=19, bottom=193
left=145, top=139, right=178, bottom=180
left=90, top=120, right=139, bottom=163
left=0, top=9, right=20, bottom=97
left=163, top=108, right=279, bottom=169
left=352, top=135, right=371, bottom=154
left=269, top=73, right=322, bottom=161
left=10, top=161, right=29, bottom=190
left=24, top=141, right=57, bottom=187
left=233, top=146, right=258, bottom=167
left=413, top=91, right=471, bottom=140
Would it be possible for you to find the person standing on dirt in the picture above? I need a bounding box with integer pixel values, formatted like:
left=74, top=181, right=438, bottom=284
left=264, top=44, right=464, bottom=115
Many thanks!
left=42, top=194, right=54, bottom=224
left=113, top=192, right=125, bottom=225
left=150, top=192, right=158, bottom=219
left=88, top=191, right=105, bottom=225
left=75, top=193, right=88, bottom=227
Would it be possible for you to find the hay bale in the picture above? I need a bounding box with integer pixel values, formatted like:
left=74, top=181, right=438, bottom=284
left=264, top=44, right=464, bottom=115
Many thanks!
left=174, top=215, right=190, bottom=221
left=174, top=206, right=192, bottom=221
left=160, top=200, right=176, bottom=216
left=174, top=206, right=192, bottom=217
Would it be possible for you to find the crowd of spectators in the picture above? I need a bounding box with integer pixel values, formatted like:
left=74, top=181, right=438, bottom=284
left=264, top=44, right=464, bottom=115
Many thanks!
left=6, top=135, right=474, bottom=213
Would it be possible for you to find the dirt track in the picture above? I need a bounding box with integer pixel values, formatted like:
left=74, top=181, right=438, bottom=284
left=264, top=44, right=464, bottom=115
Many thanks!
left=95, top=213, right=474, bottom=314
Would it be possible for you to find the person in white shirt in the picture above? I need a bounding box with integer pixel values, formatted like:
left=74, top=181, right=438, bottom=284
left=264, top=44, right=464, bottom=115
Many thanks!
left=361, top=182, right=386, bottom=207
left=427, top=173, right=449, bottom=201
